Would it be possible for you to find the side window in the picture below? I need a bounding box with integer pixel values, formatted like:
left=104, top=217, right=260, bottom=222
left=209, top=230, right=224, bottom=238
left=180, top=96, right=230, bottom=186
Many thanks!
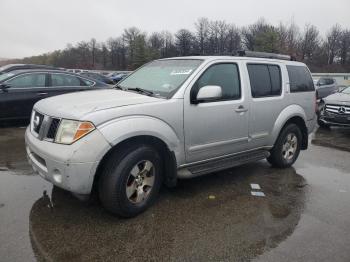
left=192, top=63, right=241, bottom=101
left=327, top=79, right=334, bottom=85
left=269, top=65, right=282, bottom=95
left=318, top=78, right=327, bottom=86
left=81, top=78, right=94, bottom=86
left=7, top=73, right=46, bottom=88
left=247, top=64, right=282, bottom=98
left=51, top=74, right=82, bottom=87
left=287, top=66, right=315, bottom=92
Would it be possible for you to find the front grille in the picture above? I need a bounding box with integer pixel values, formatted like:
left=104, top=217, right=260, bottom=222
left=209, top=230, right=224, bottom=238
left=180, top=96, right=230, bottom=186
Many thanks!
left=46, top=118, right=60, bottom=139
left=32, top=111, right=44, bottom=134
left=325, top=104, right=350, bottom=115
left=31, top=111, right=61, bottom=141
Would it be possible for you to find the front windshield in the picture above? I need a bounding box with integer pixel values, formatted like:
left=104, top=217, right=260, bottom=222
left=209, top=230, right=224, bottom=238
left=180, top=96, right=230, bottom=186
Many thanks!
left=118, top=59, right=203, bottom=97
left=341, top=86, right=350, bottom=94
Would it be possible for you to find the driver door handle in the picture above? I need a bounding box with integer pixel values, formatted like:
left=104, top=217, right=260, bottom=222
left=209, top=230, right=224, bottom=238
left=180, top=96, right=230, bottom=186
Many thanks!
left=235, top=105, right=248, bottom=113
left=37, top=92, right=48, bottom=96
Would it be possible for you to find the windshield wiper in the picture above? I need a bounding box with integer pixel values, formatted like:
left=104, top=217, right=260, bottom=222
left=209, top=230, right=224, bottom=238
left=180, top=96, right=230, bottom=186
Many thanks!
left=114, top=84, right=124, bottom=90
left=127, top=87, right=154, bottom=96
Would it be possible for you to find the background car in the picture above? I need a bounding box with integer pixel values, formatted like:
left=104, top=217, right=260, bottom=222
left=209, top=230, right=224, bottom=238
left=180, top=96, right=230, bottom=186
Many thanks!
left=79, top=72, right=115, bottom=85
left=318, top=86, right=350, bottom=128
left=0, top=70, right=109, bottom=122
left=107, top=72, right=130, bottom=82
left=314, top=77, right=338, bottom=100
left=0, top=64, right=62, bottom=75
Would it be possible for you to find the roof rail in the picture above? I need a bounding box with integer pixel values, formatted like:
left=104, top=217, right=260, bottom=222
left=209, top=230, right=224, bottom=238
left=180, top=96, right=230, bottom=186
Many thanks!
left=234, top=50, right=296, bottom=61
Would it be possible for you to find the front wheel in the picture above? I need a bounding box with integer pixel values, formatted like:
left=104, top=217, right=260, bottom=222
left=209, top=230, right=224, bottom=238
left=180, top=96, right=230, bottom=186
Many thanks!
left=267, top=124, right=302, bottom=168
left=99, top=145, right=162, bottom=217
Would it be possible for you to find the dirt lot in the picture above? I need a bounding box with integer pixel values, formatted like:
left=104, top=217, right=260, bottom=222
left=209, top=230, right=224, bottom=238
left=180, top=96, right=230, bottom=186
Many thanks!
left=0, top=126, right=350, bottom=262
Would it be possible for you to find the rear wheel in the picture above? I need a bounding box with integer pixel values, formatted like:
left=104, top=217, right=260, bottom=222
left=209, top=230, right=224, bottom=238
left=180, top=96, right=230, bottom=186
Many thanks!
left=98, top=145, right=162, bottom=217
left=267, top=124, right=302, bottom=168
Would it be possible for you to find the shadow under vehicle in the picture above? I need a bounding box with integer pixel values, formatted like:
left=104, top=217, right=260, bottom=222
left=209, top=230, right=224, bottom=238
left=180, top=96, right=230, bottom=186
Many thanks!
left=29, top=162, right=307, bottom=262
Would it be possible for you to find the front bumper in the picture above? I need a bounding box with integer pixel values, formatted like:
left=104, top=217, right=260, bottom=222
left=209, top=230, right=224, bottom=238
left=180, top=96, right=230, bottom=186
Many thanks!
left=319, top=110, right=350, bottom=127
left=25, top=127, right=111, bottom=194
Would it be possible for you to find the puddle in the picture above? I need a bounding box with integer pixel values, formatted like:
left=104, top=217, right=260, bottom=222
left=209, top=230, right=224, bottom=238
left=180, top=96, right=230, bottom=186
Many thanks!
left=29, top=162, right=307, bottom=261
left=312, top=127, right=350, bottom=152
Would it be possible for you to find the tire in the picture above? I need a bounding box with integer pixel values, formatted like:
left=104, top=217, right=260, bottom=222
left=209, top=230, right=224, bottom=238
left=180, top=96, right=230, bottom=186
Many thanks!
left=98, top=144, right=162, bottom=217
left=267, top=123, right=302, bottom=168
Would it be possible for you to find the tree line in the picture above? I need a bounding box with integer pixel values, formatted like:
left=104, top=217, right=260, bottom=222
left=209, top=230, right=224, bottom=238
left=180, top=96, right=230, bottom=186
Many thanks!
left=8, top=18, right=350, bottom=72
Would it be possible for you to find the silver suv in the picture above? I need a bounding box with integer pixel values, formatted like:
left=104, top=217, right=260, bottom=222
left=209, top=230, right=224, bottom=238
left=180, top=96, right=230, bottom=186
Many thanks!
left=25, top=52, right=316, bottom=217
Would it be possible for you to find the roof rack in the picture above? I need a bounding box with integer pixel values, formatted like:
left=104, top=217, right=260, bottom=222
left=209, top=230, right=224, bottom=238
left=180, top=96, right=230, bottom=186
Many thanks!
left=234, top=50, right=296, bottom=61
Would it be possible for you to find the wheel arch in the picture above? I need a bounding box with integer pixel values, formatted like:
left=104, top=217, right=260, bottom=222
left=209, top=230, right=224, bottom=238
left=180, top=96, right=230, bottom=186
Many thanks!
left=270, top=105, right=309, bottom=150
left=92, top=135, right=178, bottom=196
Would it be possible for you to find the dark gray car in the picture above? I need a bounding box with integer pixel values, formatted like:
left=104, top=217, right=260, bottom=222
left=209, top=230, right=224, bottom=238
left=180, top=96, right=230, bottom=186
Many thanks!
left=318, top=86, right=350, bottom=127
left=314, top=77, right=338, bottom=100
left=0, top=70, right=109, bottom=121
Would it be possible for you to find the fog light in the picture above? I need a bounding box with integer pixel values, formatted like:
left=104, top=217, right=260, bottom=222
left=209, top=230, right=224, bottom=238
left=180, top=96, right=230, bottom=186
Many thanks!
left=52, top=169, right=62, bottom=183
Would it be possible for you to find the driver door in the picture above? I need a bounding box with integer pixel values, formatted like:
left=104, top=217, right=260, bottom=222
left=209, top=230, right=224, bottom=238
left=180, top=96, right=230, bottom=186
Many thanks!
left=184, top=62, right=249, bottom=163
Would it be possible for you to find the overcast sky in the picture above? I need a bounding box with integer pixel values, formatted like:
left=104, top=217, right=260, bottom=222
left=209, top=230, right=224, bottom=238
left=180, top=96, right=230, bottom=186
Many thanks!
left=0, top=0, right=349, bottom=58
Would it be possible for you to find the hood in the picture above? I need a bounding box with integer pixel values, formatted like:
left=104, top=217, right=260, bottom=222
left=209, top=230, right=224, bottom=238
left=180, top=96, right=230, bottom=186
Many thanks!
left=324, top=92, right=350, bottom=104
left=34, top=89, right=163, bottom=119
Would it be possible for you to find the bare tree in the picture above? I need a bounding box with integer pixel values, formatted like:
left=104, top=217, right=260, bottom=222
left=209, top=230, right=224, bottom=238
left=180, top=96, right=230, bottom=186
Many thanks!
left=217, top=20, right=229, bottom=54
left=90, top=38, right=97, bottom=68
left=299, top=24, right=320, bottom=61
left=226, top=24, right=241, bottom=53
left=195, top=17, right=210, bottom=54
left=286, top=21, right=300, bottom=55
left=7, top=17, right=350, bottom=72
left=148, top=32, right=164, bottom=59
left=101, top=43, right=108, bottom=68
left=161, top=31, right=176, bottom=57
left=325, top=24, right=342, bottom=64
left=339, top=29, right=350, bottom=65
left=175, top=29, right=194, bottom=56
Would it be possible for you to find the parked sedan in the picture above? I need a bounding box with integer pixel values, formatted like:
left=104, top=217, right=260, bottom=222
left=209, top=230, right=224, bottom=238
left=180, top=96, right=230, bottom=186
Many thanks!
left=107, top=72, right=130, bottom=83
left=79, top=72, right=115, bottom=85
left=318, top=86, right=350, bottom=128
left=0, top=64, right=62, bottom=75
left=0, top=70, right=109, bottom=121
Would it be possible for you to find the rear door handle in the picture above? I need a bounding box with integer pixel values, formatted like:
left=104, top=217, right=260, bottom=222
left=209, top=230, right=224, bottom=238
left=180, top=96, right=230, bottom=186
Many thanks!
left=235, top=105, right=248, bottom=113
left=37, top=92, right=48, bottom=96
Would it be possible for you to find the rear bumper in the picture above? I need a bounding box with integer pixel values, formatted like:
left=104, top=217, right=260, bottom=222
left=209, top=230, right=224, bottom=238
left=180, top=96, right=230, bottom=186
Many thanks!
left=25, top=127, right=111, bottom=194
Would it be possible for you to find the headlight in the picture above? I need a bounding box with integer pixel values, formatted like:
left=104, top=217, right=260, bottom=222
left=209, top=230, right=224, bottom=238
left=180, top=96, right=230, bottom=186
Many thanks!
left=55, top=119, right=95, bottom=144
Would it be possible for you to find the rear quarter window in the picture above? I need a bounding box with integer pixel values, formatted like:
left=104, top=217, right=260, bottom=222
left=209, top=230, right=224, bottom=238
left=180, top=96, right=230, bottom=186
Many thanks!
left=287, top=65, right=314, bottom=92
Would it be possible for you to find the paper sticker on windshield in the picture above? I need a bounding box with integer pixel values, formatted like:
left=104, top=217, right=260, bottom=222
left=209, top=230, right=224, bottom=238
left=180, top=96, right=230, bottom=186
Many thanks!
left=170, top=69, right=193, bottom=75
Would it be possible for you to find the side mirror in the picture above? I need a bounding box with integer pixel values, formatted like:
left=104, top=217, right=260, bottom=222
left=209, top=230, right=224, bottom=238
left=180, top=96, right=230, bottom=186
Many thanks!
left=0, top=83, right=11, bottom=92
left=193, top=85, right=222, bottom=104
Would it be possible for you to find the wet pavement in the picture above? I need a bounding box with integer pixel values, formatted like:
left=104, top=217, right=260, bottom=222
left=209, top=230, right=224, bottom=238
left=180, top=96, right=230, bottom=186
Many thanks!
left=0, top=126, right=350, bottom=261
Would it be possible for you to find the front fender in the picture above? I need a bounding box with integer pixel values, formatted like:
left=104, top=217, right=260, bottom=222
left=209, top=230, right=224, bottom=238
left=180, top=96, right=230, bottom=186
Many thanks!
left=97, top=116, right=183, bottom=163
left=268, top=104, right=307, bottom=146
